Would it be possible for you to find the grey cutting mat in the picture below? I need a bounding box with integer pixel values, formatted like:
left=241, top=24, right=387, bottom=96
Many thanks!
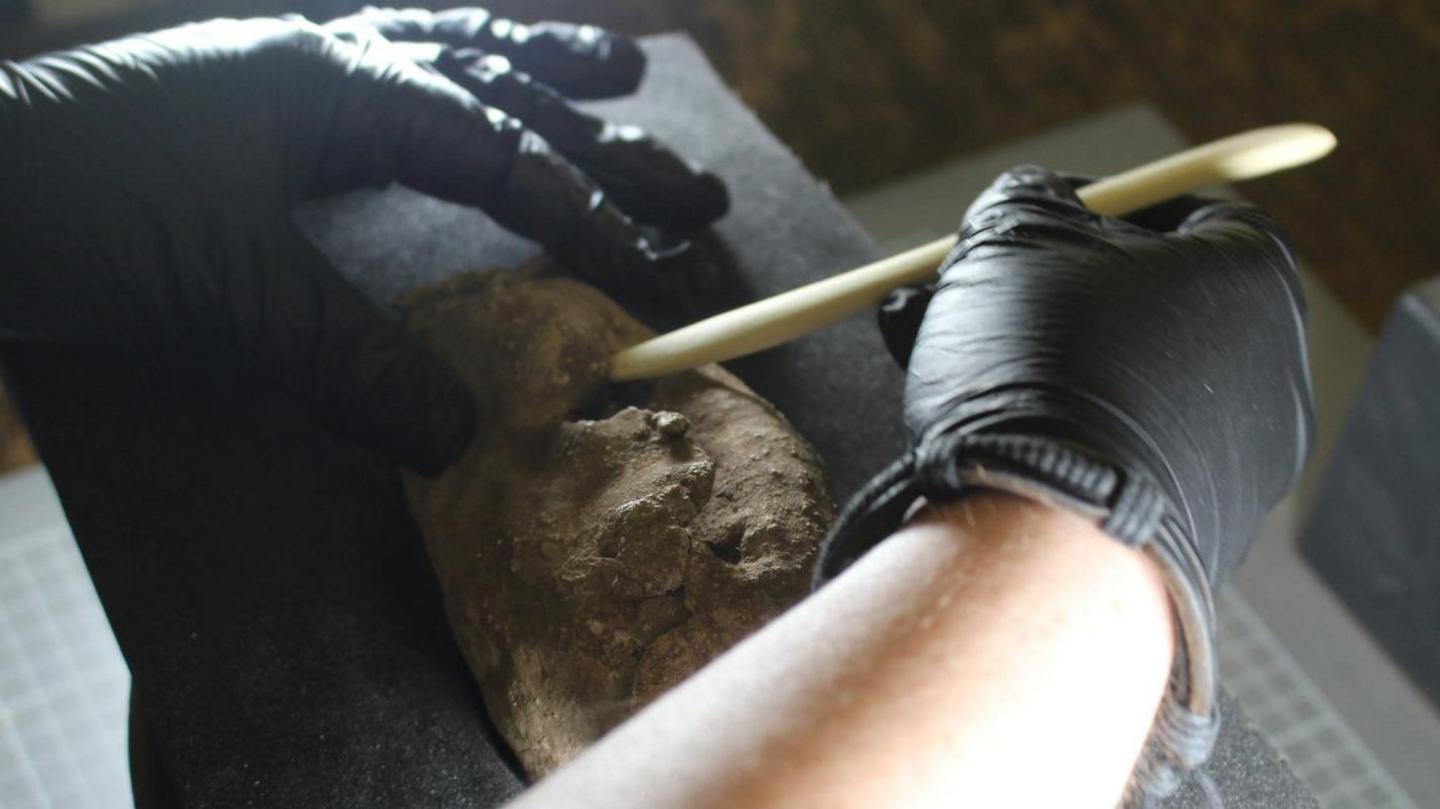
left=1216, top=592, right=1418, bottom=809
left=0, top=470, right=130, bottom=809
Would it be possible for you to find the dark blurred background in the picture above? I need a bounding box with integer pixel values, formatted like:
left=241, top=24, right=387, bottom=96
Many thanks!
left=1, top=0, right=1433, bottom=471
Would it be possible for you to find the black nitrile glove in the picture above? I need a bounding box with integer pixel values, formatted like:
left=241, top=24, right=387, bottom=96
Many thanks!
left=0, top=8, right=728, bottom=473
left=816, top=167, right=1313, bottom=804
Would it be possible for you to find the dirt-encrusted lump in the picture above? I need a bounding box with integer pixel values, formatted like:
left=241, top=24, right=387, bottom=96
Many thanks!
left=400, top=264, right=836, bottom=779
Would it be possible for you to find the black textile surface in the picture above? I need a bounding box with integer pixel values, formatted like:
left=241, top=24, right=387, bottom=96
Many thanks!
left=2, top=34, right=1312, bottom=809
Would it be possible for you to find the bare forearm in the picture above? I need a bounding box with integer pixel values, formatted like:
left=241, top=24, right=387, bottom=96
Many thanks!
left=508, top=493, right=1174, bottom=809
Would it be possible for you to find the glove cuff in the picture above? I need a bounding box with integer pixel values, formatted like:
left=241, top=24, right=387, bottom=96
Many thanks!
left=813, top=433, right=1220, bottom=807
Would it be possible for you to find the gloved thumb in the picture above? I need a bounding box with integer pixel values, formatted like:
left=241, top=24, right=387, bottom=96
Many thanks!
left=876, top=283, right=935, bottom=370
left=234, top=224, right=476, bottom=474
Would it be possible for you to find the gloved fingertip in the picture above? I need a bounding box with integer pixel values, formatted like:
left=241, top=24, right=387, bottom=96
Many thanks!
left=690, top=170, right=731, bottom=223
left=877, top=284, right=934, bottom=370
left=879, top=285, right=926, bottom=316
left=1174, top=199, right=1272, bottom=235
left=964, top=164, right=1088, bottom=225
left=596, top=30, right=645, bottom=91
left=639, top=170, right=729, bottom=230
left=628, top=230, right=694, bottom=274
left=574, top=198, right=690, bottom=277
left=553, top=230, right=696, bottom=318
left=1171, top=200, right=1298, bottom=276
left=1054, top=171, right=1100, bottom=198
left=393, top=359, right=478, bottom=476
left=583, top=137, right=730, bottom=229
left=996, top=164, right=1084, bottom=204
left=529, top=22, right=645, bottom=97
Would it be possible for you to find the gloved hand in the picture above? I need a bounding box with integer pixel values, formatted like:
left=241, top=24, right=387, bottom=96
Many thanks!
left=0, top=8, right=728, bottom=473
left=815, top=166, right=1313, bottom=803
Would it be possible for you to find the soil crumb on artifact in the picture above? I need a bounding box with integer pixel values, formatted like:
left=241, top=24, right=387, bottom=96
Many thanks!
left=399, top=261, right=836, bottom=779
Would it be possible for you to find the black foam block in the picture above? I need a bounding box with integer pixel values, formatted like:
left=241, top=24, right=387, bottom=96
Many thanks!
left=3, top=34, right=1312, bottom=808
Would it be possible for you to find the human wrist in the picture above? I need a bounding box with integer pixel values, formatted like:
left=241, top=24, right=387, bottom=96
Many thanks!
left=816, top=439, right=1223, bottom=804
left=914, top=491, right=1168, bottom=582
left=918, top=487, right=1221, bottom=806
left=910, top=492, right=1174, bottom=660
left=877, top=491, right=1176, bottom=808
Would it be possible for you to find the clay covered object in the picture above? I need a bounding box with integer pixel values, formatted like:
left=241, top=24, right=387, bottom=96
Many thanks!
left=400, top=265, right=835, bottom=778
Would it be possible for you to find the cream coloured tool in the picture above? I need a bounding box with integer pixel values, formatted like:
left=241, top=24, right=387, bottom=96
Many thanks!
left=609, top=123, right=1336, bottom=381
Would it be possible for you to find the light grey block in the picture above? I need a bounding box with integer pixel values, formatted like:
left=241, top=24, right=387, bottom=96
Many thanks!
left=1301, top=277, right=1440, bottom=722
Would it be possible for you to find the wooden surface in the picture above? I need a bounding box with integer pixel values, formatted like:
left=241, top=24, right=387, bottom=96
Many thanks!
left=2, top=0, right=1434, bottom=471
